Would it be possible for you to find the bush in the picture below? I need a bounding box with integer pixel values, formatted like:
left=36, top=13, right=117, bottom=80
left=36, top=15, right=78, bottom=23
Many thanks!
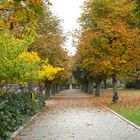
left=0, top=92, right=45, bottom=140
left=125, top=81, right=140, bottom=89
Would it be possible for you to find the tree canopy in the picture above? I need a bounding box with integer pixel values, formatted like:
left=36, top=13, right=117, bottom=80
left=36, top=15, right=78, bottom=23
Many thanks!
left=73, top=0, right=140, bottom=102
left=0, top=0, right=68, bottom=94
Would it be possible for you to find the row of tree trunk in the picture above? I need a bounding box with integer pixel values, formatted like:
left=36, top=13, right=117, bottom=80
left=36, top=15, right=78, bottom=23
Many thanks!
left=45, top=84, right=64, bottom=98
left=28, top=82, right=65, bottom=99
left=81, top=74, right=119, bottom=103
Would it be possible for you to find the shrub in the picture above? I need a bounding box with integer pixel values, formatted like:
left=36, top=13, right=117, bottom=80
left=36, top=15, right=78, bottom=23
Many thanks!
left=0, top=92, right=45, bottom=140
left=125, top=81, right=140, bottom=89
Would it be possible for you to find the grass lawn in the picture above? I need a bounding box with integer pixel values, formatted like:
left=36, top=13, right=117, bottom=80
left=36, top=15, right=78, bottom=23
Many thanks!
left=97, top=89, right=140, bottom=126
left=113, top=108, right=140, bottom=126
left=110, top=107, right=140, bottom=126
left=118, top=88, right=140, bottom=95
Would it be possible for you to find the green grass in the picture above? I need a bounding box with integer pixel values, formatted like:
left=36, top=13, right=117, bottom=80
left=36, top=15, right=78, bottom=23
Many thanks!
left=113, top=108, right=140, bottom=126
left=103, top=88, right=140, bottom=126
left=118, top=89, right=140, bottom=95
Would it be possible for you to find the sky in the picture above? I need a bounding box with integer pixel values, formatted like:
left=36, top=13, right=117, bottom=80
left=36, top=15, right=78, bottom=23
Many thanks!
left=50, top=0, right=84, bottom=55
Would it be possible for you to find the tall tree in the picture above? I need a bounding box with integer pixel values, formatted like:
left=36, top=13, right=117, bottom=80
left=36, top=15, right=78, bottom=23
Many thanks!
left=29, top=6, right=69, bottom=92
left=75, top=0, right=140, bottom=102
left=0, top=0, right=66, bottom=95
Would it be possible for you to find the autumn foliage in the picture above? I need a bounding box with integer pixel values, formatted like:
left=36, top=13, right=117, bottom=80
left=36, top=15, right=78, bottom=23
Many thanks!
left=0, top=0, right=68, bottom=94
left=73, top=0, right=140, bottom=102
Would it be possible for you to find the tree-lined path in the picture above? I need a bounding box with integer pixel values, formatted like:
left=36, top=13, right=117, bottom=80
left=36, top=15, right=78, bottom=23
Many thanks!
left=19, top=89, right=140, bottom=140
left=1, top=0, right=140, bottom=139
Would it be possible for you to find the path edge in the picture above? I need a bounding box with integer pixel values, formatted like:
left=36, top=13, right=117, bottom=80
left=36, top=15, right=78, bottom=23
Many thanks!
left=10, top=107, right=46, bottom=140
left=103, top=105, right=140, bottom=130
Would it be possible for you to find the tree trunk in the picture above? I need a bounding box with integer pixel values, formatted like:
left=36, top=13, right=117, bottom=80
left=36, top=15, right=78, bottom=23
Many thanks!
left=58, top=84, right=60, bottom=92
left=61, top=85, right=64, bottom=91
left=55, top=84, right=59, bottom=93
left=87, top=79, right=94, bottom=94
left=84, top=82, right=88, bottom=93
left=59, top=85, right=61, bottom=91
left=45, top=84, right=51, bottom=98
left=103, top=80, right=107, bottom=89
left=95, top=82, right=101, bottom=97
left=28, top=82, right=33, bottom=99
left=51, top=84, right=55, bottom=95
left=81, top=84, right=84, bottom=91
left=112, top=73, right=119, bottom=103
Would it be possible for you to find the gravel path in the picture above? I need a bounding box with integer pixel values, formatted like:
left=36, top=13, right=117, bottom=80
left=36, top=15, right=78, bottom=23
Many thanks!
left=19, top=89, right=140, bottom=140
